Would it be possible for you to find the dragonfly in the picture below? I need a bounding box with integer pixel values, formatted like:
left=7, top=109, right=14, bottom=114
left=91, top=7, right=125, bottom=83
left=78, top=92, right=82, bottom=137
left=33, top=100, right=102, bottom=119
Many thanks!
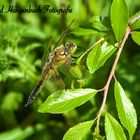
left=25, top=20, right=76, bottom=107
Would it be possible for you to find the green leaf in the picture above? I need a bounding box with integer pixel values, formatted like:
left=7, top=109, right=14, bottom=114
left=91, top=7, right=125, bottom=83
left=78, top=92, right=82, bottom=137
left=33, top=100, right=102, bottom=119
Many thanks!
left=95, top=43, right=117, bottom=71
left=23, top=26, right=46, bottom=39
left=25, top=43, right=42, bottom=53
left=0, top=124, right=44, bottom=140
left=0, top=48, right=9, bottom=73
left=105, top=113, right=126, bottom=140
left=114, top=81, right=137, bottom=139
left=86, top=42, right=117, bottom=73
left=72, top=27, right=98, bottom=35
left=86, top=44, right=101, bottom=73
left=69, top=65, right=83, bottom=79
left=93, top=128, right=105, bottom=140
left=110, top=0, right=128, bottom=42
left=131, top=31, right=140, bottom=45
left=0, top=22, right=22, bottom=43
left=130, top=19, right=140, bottom=30
left=6, top=69, right=25, bottom=79
left=0, top=127, right=33, bottom=140
left=1, top=92, right=23, bottom=111
left=0, top=127, right=32, bottom=140
left=63, top=120, right=94, bottom=140
left=38, top=88, right=97, bottom=113
left=129, top=11, right=140, bottom=30
left=70, top=65, right=87, bottom=79
left=89, top=16, right=109, bottom=32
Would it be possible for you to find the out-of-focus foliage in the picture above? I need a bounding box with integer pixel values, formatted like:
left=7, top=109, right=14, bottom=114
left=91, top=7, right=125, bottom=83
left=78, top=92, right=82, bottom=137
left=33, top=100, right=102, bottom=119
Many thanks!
left=0, top=0, right=140, bottom=139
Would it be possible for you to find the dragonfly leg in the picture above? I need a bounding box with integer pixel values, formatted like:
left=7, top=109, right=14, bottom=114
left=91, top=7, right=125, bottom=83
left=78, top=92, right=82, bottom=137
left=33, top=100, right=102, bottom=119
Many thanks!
left=51, top=67, right=60, bottom=79
left=55, top=74, right=60, bottom=79
left=65, top=55, right=72, bottom=66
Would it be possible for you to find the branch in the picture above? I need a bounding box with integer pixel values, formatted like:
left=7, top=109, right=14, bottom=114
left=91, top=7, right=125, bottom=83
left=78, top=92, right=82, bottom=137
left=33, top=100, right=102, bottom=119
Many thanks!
left=96, top=27, right=131, bottom=130
left=77, top=37, right=104, bottom=64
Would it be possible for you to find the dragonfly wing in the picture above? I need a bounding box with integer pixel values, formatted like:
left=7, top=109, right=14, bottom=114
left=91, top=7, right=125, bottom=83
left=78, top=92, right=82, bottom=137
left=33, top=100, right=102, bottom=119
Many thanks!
left=41, top=37, right=52, bottom=68
left=25, top=64, right=50, bottom=107
left=48, top=68, right=66, bottom=90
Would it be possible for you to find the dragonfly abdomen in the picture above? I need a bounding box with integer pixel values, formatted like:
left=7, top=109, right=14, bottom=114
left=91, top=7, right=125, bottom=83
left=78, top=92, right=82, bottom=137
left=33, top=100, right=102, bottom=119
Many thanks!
left=25, top=74, right=48, bottom=107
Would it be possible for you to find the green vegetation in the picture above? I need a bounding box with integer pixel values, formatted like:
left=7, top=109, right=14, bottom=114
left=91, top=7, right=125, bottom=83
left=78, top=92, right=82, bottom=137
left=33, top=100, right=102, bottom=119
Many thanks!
left=0, top=0, right=140, bottom=139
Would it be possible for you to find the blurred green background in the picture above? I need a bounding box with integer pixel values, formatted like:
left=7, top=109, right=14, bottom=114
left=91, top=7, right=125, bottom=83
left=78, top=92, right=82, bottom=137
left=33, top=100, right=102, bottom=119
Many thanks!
left=0, top=0, right=140, bottom=139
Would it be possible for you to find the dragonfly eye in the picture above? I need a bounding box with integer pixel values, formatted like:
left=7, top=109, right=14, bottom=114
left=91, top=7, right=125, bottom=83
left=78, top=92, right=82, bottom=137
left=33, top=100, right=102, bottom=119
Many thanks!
left=65, top=43, right=69, bottom=48
left=65, top=42, right=77, bottom=54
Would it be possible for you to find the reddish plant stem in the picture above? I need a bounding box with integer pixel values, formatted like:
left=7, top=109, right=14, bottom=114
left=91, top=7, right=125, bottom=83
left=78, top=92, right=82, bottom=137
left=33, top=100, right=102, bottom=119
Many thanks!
left=96, top=27, right=131, bottom=129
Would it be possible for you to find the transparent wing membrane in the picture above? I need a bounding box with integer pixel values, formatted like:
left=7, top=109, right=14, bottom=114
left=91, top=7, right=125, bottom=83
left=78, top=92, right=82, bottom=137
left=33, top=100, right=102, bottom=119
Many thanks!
left=25, top=42, right=77, bottom=107
left=25, top=19, right=76, bottom=107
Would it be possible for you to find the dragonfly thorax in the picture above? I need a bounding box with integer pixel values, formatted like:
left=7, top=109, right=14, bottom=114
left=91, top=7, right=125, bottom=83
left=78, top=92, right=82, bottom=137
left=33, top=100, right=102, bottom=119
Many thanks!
left=51, top=46, right=67, bottom=64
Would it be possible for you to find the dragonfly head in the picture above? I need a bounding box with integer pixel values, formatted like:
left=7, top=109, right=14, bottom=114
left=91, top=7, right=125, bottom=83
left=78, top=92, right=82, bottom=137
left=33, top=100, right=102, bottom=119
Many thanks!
left=65, top=42, right=77, bottom=54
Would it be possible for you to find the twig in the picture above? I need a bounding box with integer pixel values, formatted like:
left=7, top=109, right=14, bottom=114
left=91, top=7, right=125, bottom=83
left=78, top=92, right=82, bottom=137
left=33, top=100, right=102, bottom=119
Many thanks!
left=113, top=75, right=117, bottom=81
left=77, top=37, right=104, bottom=64
left=96, top=27, right=131, bottom=130
left=128, top=11, right=140, bottom=26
